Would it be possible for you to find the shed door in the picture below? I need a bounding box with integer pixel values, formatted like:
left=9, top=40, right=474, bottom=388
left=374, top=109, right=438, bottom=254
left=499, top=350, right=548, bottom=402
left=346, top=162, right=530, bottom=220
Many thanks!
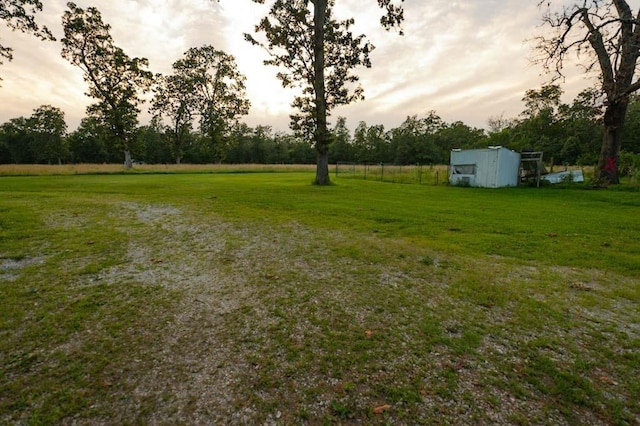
left=477, top=151, right=498, bottom=188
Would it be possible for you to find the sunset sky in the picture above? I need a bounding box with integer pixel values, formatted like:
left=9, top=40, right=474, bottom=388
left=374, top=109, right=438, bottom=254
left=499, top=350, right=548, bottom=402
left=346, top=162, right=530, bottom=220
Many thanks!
left=0, top=0, right=604, bottom=133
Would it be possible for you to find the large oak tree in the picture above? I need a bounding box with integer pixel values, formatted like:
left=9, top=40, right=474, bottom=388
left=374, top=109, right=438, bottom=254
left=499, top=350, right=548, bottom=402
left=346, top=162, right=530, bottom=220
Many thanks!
left=152, top=46, right=250, bottom=164
left=247, top=0, right=403, bottom=185
left=61, top=2, right=153, bottom=168
left=536, top=0, right=640, bottom=184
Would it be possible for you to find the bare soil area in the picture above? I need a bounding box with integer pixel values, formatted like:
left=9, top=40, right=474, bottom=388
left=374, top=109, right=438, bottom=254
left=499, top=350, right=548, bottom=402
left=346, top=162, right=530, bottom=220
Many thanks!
left=60, top=203, right=640, bottom=424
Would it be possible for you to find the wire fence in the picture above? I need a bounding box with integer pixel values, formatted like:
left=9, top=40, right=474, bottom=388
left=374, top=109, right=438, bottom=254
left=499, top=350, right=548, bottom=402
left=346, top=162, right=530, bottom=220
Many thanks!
left=335, top=163, right=450, bottom=185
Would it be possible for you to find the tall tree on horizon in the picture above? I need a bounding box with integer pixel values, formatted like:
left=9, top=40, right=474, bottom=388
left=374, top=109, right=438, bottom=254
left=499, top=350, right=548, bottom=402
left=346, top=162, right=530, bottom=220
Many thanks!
left=247, top=0, right=403, bottom=185
left=150, top=72, right=194, bottom=165
left=61, top=2, right=153, bottom=168
left=536, top=0, right=640, bottom=184
left=151, top=46, right=250, bottom=165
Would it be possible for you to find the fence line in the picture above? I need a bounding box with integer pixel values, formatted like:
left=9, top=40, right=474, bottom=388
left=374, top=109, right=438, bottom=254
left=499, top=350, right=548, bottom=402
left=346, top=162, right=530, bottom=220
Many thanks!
left=335, top=163, right=449, bottom=186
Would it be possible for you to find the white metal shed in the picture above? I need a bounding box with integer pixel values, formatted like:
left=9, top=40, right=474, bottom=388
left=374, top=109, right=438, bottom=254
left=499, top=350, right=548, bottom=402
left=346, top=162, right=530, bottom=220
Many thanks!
left=449, top=147, right=521, bottom=188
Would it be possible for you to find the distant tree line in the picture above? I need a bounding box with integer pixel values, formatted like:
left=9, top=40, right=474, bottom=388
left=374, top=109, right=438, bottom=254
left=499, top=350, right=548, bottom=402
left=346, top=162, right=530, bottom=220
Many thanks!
left=487, top=85, right=640, bottom=169
left=2, top=84, right=640, bottom=170
left=4, top=1, right=640, bottom=183
left=0, top=111, right=317, bottom=165
left=342, top=85, right=640, bottom=170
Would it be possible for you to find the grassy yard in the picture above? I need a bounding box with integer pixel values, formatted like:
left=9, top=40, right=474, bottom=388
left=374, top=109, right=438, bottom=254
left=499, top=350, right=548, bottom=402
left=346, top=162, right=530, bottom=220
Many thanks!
left=1, top=169, right=638, bottom=424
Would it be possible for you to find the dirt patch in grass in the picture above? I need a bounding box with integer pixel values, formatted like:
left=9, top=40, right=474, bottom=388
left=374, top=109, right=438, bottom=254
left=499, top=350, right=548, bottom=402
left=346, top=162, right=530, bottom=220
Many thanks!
left=4, top=201, right=638, bottom=424
left=61, top=202, right=636, bottom=424
left=0, top=256, right=46, bottom=282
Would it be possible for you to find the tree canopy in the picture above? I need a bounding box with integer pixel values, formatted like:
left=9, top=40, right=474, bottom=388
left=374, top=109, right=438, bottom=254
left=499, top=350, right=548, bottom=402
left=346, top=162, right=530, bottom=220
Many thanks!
left=0, top=104, right=67, bottom=164
left=247, top=0, right=404, bottom=184
left=3, top=86, right=640, bottom=177
left=151, top=46, right=250, bottom=164
left=247, top=1, right=373, bottom=138
left=536, top=0, right=640, bottom=183
left=5, top=0, right=640, bottom=182
left=28, top=105, right=67, bottom=164
left=61, top=2, right=153, bottom=168
left=0, top=0, right=54, bottom=70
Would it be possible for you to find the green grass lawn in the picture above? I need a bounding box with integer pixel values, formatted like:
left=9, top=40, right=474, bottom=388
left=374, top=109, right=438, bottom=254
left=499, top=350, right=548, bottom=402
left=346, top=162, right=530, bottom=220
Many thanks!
left=1, top=172, right=639, bottom=424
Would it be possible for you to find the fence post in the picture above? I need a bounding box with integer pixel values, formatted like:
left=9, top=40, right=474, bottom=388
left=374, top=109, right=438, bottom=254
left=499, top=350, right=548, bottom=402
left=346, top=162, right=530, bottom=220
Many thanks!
left=380, top=163, right=384, bottom=182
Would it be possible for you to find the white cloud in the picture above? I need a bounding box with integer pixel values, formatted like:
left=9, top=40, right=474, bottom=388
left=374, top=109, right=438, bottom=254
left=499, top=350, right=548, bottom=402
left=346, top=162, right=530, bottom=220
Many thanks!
left=0, top=0, right=609, bottom=133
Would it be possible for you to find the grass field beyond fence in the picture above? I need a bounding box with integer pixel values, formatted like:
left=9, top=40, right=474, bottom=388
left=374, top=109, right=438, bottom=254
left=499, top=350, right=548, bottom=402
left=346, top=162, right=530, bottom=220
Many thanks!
left=335, top=163, right=450, bottom=185
left=0, top=163, right=317, bottom=176
left=0, top=169, right=638, bottom=424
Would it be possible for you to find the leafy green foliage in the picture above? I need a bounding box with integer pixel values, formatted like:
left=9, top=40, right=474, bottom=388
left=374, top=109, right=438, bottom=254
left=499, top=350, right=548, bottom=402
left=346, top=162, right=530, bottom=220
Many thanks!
left=338, top=113, right=485, bottom=165
left=486, top=85, right=605, bottom=165
left=66, top=117, right=119, bottom=164
left=61, top=2, right=153, bottom=167
left=0, top=0, right=54, bottom=68
left=619, top=151, right=640, bottom=178
left=0, top=105, right=68, bottom=164
left=150, top=74, right=196, bottom=164
left=0, top=117, right=30, bottom=163
left=28, top=105, right=68, bottom=164
left=621, top=93, right=640, bottom=154
left=246, top=0, right=373, bottom=139
left=151, top=45, right=250, bottom=164
left=246, top=0, right=403, bottom=184
left=536, top=0, right=640, bottom=183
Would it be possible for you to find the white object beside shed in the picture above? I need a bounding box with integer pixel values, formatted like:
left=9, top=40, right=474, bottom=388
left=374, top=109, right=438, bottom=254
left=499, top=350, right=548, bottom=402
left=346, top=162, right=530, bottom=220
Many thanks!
left=450, top=146, right=521, bottom=188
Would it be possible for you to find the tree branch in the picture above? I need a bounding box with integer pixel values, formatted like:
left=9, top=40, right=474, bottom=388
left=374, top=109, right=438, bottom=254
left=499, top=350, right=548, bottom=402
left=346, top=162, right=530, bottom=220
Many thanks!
left=580, top=8, right=616, bottom=97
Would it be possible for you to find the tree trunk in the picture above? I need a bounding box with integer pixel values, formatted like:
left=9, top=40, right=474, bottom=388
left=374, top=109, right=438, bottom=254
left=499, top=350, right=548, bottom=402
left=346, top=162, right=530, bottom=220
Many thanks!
left=316, top=148, right=330, bottom=185
left=124, top=149, right=133, bottom=169
left=313, top=0, right=330, bottom=185
left=596, top=101, right=628, bottom=184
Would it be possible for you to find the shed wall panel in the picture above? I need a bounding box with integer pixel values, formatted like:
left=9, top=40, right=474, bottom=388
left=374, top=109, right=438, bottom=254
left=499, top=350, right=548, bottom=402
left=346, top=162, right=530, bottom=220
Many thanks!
left=450, top=147, right=520, bottom=188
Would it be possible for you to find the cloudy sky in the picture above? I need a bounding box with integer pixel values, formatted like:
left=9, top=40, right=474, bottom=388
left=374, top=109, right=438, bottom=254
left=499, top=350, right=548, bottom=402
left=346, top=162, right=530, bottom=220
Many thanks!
left=0, top=0, right=605, bottom=133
